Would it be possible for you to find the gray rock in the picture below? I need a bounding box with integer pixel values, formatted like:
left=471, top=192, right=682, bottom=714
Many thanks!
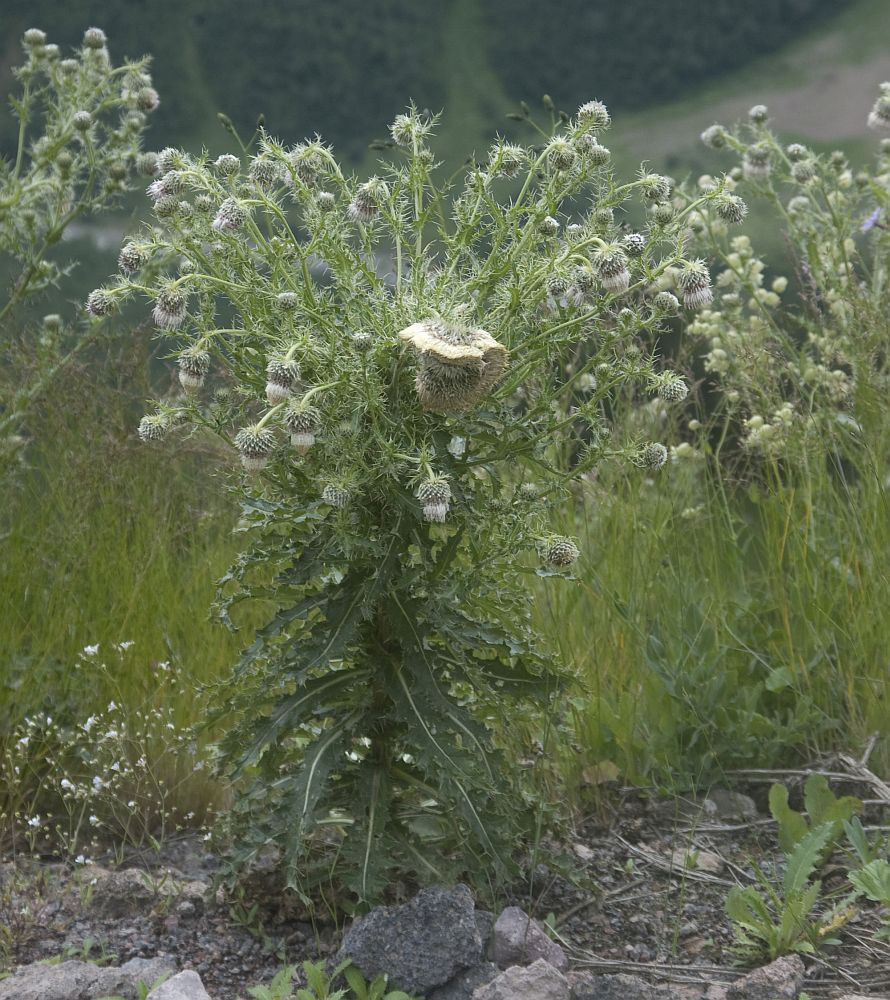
left=0, top=956, right=174, bottom=1000
left=428, top=962, right=499, bottom=1000
left=474, top=910, right=495, bottom=958
left=147, top=970, right=212, bottom=1000
left=492, top=906, right=568, bottom=972
left=89, top=867, right=210, bottom=918
left=726, top=954, right=805, bottom=999
left=473, top=959, right=570, bottom=1000
left=569, top=972, right=669, bottom=999
left=336, top=884, right=483, bottom=996
left=706, top=789, right=758, bottom=821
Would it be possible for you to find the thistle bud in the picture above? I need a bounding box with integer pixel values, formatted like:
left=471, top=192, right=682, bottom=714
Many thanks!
left=265, top=357, right=300, bottom=403
left=60, top=58, right=79, bottom=76
left=214, top=154, right=240, bottom=176
left=249, top=157, right=281, bottom=190
left=156, top=148, right=180, bottom=174
left=73, top=111, right=92, bottom=133
left=178, top=347, right=210, bottom=392
left=138, top=413, right=169, bottom=442
left=23, top=29, right=47, bottom=47
left=283, top=403, right=320, bottom=454
left=577, top=100, right=610, bottom=128
left=742, top=144, right=771, bottom=181
left=676, top=259, right=712, bottom=310
left=657, top=374, right=689, bottom=402
left=316, top=191, right=336, bottom=211
left=390, top=113, right=416, bottom=147
left=234, top=426, right=276, bottom=472
left=639, top=173, right=671, bottom=202
left=639, top=442, right=668, bottom=470
left=593, top=245, right=631, bottom=294
left=347, top=177, right=388, bottom=223
left=545, top=138, right=577, bottom=172
left=276, top=291, right=299, bottom=311
left=576, top=133, right=611, bottom=165
left=518, top=482, right=540, bottom=500
left=42, top=314, right=63, bottom=332
left=539, top=215, right=560, bottom=237
left=322, top=484, right=350, bottom=508
left=790, top=160, right=816, bottom=184
left=416, top=477, right=451, bottom=523
left=86, top=289, right=114, bottom=317
left=748, top=104, right=769, bottom=123
left=623, top=232, right=646, bottom=257
left=152, top=286, right=188, bottom=329
left=714, top=194, right=748, bottom=224
left=653, top=291, right=680, bottom=314
left=543, top=536, right=580, bottom=567
left=118, top=242, right=148, bottom=274
left=786, top=143, right=809, bottom=162
left=137, top=152, right=160, bottom=177
left=352, top=331, right=373, bottom=351
left=651, top=202, right=674, bottom=225
left=83, top=27, right=107, bottom=49
left=700, top=124, right=726, bottom=149
left=490, top=143, right=526, bottom=178
left=211, top=198, right=249, bottom=233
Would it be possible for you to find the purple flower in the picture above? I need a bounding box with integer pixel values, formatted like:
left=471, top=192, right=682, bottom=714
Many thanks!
left=861, top=208, right=882, bottom=233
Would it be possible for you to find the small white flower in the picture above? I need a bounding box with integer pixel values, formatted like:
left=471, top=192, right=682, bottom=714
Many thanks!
left=89, top=815, right=99, bottom=824
left=83, top=716, right=97, bottom=733
left=60, top=778, right=75, bottom=791
left=75, top=854, right=86, bottom=864
left=83, top=643, right=100, bottom=656
left=92, top=776, right=104, bottom=791
left=27, top=815, right=41, bottom=828
left=116, top=640, right=135, bottom=651
left=107, top=701, right=117, bottom=712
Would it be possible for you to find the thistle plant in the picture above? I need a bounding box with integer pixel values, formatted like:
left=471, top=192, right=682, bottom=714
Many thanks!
left=111, top=101, right=727, bottom=901
left=0, top=27, right=160, bottom=445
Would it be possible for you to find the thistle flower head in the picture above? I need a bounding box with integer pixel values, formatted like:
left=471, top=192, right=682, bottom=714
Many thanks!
left=178, top=347, right=210, bottom=392
left=743, top=144, right=771, bottom=181
left=288, top=142, right=328, bottom=185
left=83, top=27, right=107, bottom=49
left=639, top=442, right=668, bottom=470
left=416, top=476, right=452, bottom=522
left=284, top=403, right=320, bottom=454
left=322, top=484, right=350, bottom=508
left=234, top=425, right=276, bottom=472
left=714, top=193, right=748, bottom=224
left=676, top=259, right=712, bottom=310
left=265, top=357, right=300, bottom=404
left=542, top=536, right=580, bottom=567
left=152, top=285, right=188, bottom=329
left=490, top=142, right=526, bottom=178
left=118, top=242, right=149, bottom=274
left=211, top=198, right=249, bottom=233
left=593, top=245, right=631, bottom=294
left=86, top=288, right=114, bottom=317
left=786, top=143, right=809, bottom=162
left=657, top=374, right=689, bottom=402
left=347, top=177, right=389, bottom=223
left=23, top=29, right=47, bottom=48
left=700, top=124, right=727, bottom=149
left=545, top=138, right=577, bottom=172
left=748, top=104, right=769, bottom=124
left=138, top=413, right=169, bottom=442
left=399, top=319, right=509, bottom=413
left=577, top=100, right=610, bottom=129
left=623, top=232, right=647, bottom=257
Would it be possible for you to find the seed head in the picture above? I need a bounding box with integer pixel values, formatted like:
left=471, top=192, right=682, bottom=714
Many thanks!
left=657, top=374, right=689, bottom=403
left=543, top=536, right=580, bottom=567
left=283, top=403, right=320, bottom=454
left=577, top=100, right=610, bottom=128
left=714, top=194, right=748, bottom=224
left=639, top=442, right=668, bottom=470
left=234, top=426, right=276, bottom=472
left=83, top=27, right=107, bottom=49
left=416, top=477, right=452, bottom=522
left=700, top=124, right=727, bottom=149
left=86, top=289, right=114, bottom=317
left=152, top=286, right=188, bottom=329
left=322, top=484, right=350, bottom=508
left=178, top=347, right=210, bottom=393
left=265, top=357, right=300, bottom=404
left=399, top=319, right=509, bottom=413
left=676, top=260, right=712, bottom=310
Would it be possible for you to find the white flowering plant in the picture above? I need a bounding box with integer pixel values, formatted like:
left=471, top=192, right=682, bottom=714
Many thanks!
left=0, top=27, right=161, bottom=452
left=676, top=92, right=890, bottom=460
left=99, top=99, right=733, bottom=902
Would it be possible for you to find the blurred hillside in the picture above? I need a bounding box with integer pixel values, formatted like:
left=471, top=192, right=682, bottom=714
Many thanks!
left=0, top=0, right=855, bottom=164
